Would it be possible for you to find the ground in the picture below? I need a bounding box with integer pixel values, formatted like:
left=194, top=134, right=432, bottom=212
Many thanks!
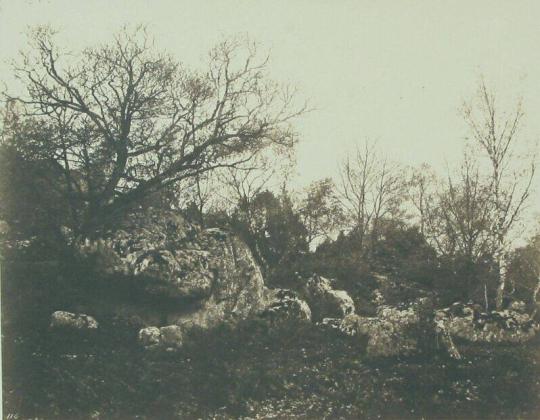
left=3, top=316, right=540, bottom=419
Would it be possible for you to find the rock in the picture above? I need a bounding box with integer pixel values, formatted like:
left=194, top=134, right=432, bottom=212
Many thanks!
left=79, top=210, right=212, bottom=300
left=50, top=311, right=98, bottom=330
left=510, top=300, right=527, bottom=313
left=337, top=296, right=538, bottom=359
left=304, top=275, right=355, bottom=321
left=261, top=289, right=311, bottom=323
left=435, top=302, right=539, bottom=347
left=138, top=326, right=161, bottom=347
left=433, top=312, right=462, bottom=359
left=139, top=325, right=185, bottom=349
left=372, top=289, right=386, bottom=306
left=339, top=304, right=421, bottom=357
left=159, top=325, right=184, bottom=348
left=135, top=248, right=214, bottom=300
left=317, top=317, right=342, bottom=331
left=79, top=207, right=271, bottom=333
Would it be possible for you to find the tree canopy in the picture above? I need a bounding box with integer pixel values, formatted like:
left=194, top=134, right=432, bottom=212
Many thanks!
left=4, top=27, right=304, bottom=236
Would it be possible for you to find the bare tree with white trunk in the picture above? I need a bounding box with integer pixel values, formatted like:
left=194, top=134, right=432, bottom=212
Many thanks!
left=462, top=81, right=537, bottom=309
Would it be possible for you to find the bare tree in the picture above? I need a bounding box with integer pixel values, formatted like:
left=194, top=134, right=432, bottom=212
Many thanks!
left=175, top=171, right=216, bottom=226
left=217, top=148, right=292, bottom=216
left=433, top=153, right=494, bottom=262
left=337, top=141, right=404, bottom=250
left=220, top=161, right=276, bottom=215
left=407, top=164, right=435, bottom=237
left=462, top=81, right=536, bottom=308
left=5, top=26, right=305, bottom=237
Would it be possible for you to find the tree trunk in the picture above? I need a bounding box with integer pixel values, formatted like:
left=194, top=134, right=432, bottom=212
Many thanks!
left=495, top=252, right=508, bottom=310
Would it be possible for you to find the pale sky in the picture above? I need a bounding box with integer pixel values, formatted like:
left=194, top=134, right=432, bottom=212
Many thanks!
left=1, top=0, right=539, bottom=210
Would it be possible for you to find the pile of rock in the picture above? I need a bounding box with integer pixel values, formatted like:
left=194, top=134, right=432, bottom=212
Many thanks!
left=63, top=209, right=540, bottom=359
left=435, top=301, right=539, bottom=345
left=338, top=298, right=431, bottom=357
left=76, top=208, right=329, bottom=348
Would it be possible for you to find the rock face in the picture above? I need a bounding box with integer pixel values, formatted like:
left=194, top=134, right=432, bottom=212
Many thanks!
left=261, top=289, right=312, bottom=323
left=50, top=311, right=98, bottom=330
left=79, top=208, right=271, bottom=337
left=304, top=275, right=355, bottom=321
left=435, top=301, right=539, bottom=345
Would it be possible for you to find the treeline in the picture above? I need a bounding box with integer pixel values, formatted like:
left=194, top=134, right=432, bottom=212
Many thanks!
left=0, top=27, right=538, bottom=315
left=177, top=139, right=538, bottom=313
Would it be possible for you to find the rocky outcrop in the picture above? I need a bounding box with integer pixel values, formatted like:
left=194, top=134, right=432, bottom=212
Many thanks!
left=336, top=296, right=540, bottom=359
left=138, top=289, right=313, bottom=350
left=50, top=311, right=98, bottom=330
left=435, top=301, right=539, bottom=345
left=304, top=275, right=355, bottom=321
left=340, top=304, right=421, bottom=357
left=79, top=208, right=271, bottom=336
left=261, top=289, right=311, bottom=323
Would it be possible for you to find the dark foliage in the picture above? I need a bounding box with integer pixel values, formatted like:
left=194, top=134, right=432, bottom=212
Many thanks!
left=213, top=190, right=310, bottom=290
left=0, top=145, right=72, bottom=247
left=507, top=232, right=540, bottom=311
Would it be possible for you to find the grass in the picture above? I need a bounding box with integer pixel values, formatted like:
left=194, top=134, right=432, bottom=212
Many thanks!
left=2, top=260, right=539, bottom=419
left=3, top=314, right=540, bottom=419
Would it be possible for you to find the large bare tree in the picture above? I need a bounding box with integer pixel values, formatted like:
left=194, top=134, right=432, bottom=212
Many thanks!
left=337, top=141, right=405, bottom=250
left=4, top=26, right=304, bottom=237
left=462, top=82, right=536, bottom=308
left=407, top=163, right=438, bottom=238
left=427, top=153, right=494, bottom=262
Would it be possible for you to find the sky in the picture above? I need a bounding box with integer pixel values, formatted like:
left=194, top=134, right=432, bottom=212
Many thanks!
left=0, top=0, right=539, bottom=211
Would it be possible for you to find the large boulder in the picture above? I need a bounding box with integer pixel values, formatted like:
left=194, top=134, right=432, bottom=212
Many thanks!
left=79, top=208, right=271, bottom=334
left=50, top=311, right=98, bottom=330
left=80, top=210, right=214, bottom=300
left=304, top=275, right=355, bottom=321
